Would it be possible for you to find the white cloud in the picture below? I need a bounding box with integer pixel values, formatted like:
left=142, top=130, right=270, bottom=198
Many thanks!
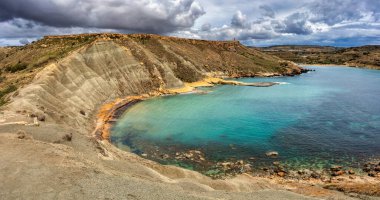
left=0, top=0, right=379, bottom=46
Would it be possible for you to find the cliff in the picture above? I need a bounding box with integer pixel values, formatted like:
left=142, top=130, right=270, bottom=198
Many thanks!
left=1, top=33, right=301, bottom=129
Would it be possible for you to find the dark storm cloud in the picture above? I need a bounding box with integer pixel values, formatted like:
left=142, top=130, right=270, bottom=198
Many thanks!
left=231, top=11, right=247, bottom=28
left=276, top=12, right=313, bottom=35
left=191, top=0, right=379, bottom=43
left=0, top=0, right=379, bottom=46
left=0, top=0, right=205, bottom=33
left=259, top=5, right=275, bottom=18
left=19, top=38, right=30, bottom=45
left=201, top=23, right=211, bottom=31
left=308, top=0, right=367, bottom=25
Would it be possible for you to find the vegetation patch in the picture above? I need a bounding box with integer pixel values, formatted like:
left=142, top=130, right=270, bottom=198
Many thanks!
left=0, top=85, right=17, bottom=106
left=5, top=62, right=28, bottom=73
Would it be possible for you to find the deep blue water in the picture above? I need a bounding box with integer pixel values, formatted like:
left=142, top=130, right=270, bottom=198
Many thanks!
left=111, top=66, right=380, bottom=170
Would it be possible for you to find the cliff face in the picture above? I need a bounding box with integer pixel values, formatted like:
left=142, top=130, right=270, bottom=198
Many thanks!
left=6, top=41, right=171, bottom=130
left=3, top=34, right=301, bottom=130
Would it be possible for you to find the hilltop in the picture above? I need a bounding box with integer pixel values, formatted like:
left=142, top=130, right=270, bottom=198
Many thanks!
left=258, top=45, right=380, bottom=69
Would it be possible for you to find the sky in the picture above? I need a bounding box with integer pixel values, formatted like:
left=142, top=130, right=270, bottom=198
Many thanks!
left=0, top=0, right=379, bottom=47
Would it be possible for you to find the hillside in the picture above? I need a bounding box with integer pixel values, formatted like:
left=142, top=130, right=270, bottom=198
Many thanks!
left=0, top=33, right=301, bottom=107
left=259, top=45, right=380, bottom=69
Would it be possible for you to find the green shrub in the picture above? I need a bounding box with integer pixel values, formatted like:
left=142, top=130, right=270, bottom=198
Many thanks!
left=5, top=62, right=28, bottom=73
left=0, top=85, right=17, bottom=106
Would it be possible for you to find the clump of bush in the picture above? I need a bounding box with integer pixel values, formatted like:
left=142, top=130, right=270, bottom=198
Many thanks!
left=5, top=62, right=28, bottom=73
left=0, top=85, right=17, bottom=106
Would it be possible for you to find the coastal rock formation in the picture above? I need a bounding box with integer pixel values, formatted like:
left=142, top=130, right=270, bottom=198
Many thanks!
left=2, top=33, right=301, bottom=132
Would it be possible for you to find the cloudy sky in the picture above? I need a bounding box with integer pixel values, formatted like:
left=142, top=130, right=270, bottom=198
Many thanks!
left=0, top=0, right=379, bottom=46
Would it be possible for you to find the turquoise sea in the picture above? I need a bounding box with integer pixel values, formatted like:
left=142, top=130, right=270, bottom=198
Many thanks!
left=111, top=66, right=380, bottom=171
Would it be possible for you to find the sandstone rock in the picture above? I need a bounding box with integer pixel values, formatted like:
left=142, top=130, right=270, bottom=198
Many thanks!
left=363, top=166, right=371, bottom=172
left=266, top=151, right=279, bottom=157
left=277, top=172, right=286, bottom=177
left=368, top=171, right=377, bottom=177
left=310, top=172, right=321, bottom=179
left=17, top=130, right=27, bottom=139
left=331, top=170, right=345, bottom=176
left=330, top=166, right=343, bottom=172
left=193, top=150, right=201, bottom=154
left=37, top=114, right=45, bottom=122
left=248, top=157, right=255, bottom=161
left=62, top=133, right=72, bottom=141
left=236, top=160, right=244, bottom=165
left=243, top=164, right=252, bottom=172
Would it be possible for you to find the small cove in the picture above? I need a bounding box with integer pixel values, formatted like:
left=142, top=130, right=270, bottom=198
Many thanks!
left=111, top=66, right=380, bottom=175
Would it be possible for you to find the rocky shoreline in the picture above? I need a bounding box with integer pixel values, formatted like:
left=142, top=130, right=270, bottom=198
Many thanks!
left=114, top=139, right=380, bottom=181
left=96, top=74, right=380, bottom=197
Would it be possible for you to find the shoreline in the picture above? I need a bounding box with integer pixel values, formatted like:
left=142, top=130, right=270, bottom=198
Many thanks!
left=300, top=63, right=380, bottom=70
left=95, top=76, right=283, bottom=141
left=94, top=75, right=380, bottom=197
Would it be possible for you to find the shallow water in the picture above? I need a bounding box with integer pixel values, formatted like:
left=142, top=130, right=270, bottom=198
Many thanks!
left=111, top=66, right=380, bottom=171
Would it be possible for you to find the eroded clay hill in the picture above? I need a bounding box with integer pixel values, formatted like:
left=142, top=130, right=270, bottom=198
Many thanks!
left=1, top=33, right=301, bottom=131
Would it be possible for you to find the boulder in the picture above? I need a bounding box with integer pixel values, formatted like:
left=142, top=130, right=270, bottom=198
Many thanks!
left=243, top=164, right=252, bottom=171
left=266, top=151, right=279, bottom=157
left=330, top=166, right=343, bottom=172
left=310, top=172, right=321, bottom=179
left=277, top=172, right=286, bottom=177
left=62, top=133, right=73, bottom=141
left=368, top=171, right=377, bottom=177
left=37, top=114, right=45, bottom=121
left=331, top=170, right=345, bottom=176
left=273, top=161, right=280, bottom=166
